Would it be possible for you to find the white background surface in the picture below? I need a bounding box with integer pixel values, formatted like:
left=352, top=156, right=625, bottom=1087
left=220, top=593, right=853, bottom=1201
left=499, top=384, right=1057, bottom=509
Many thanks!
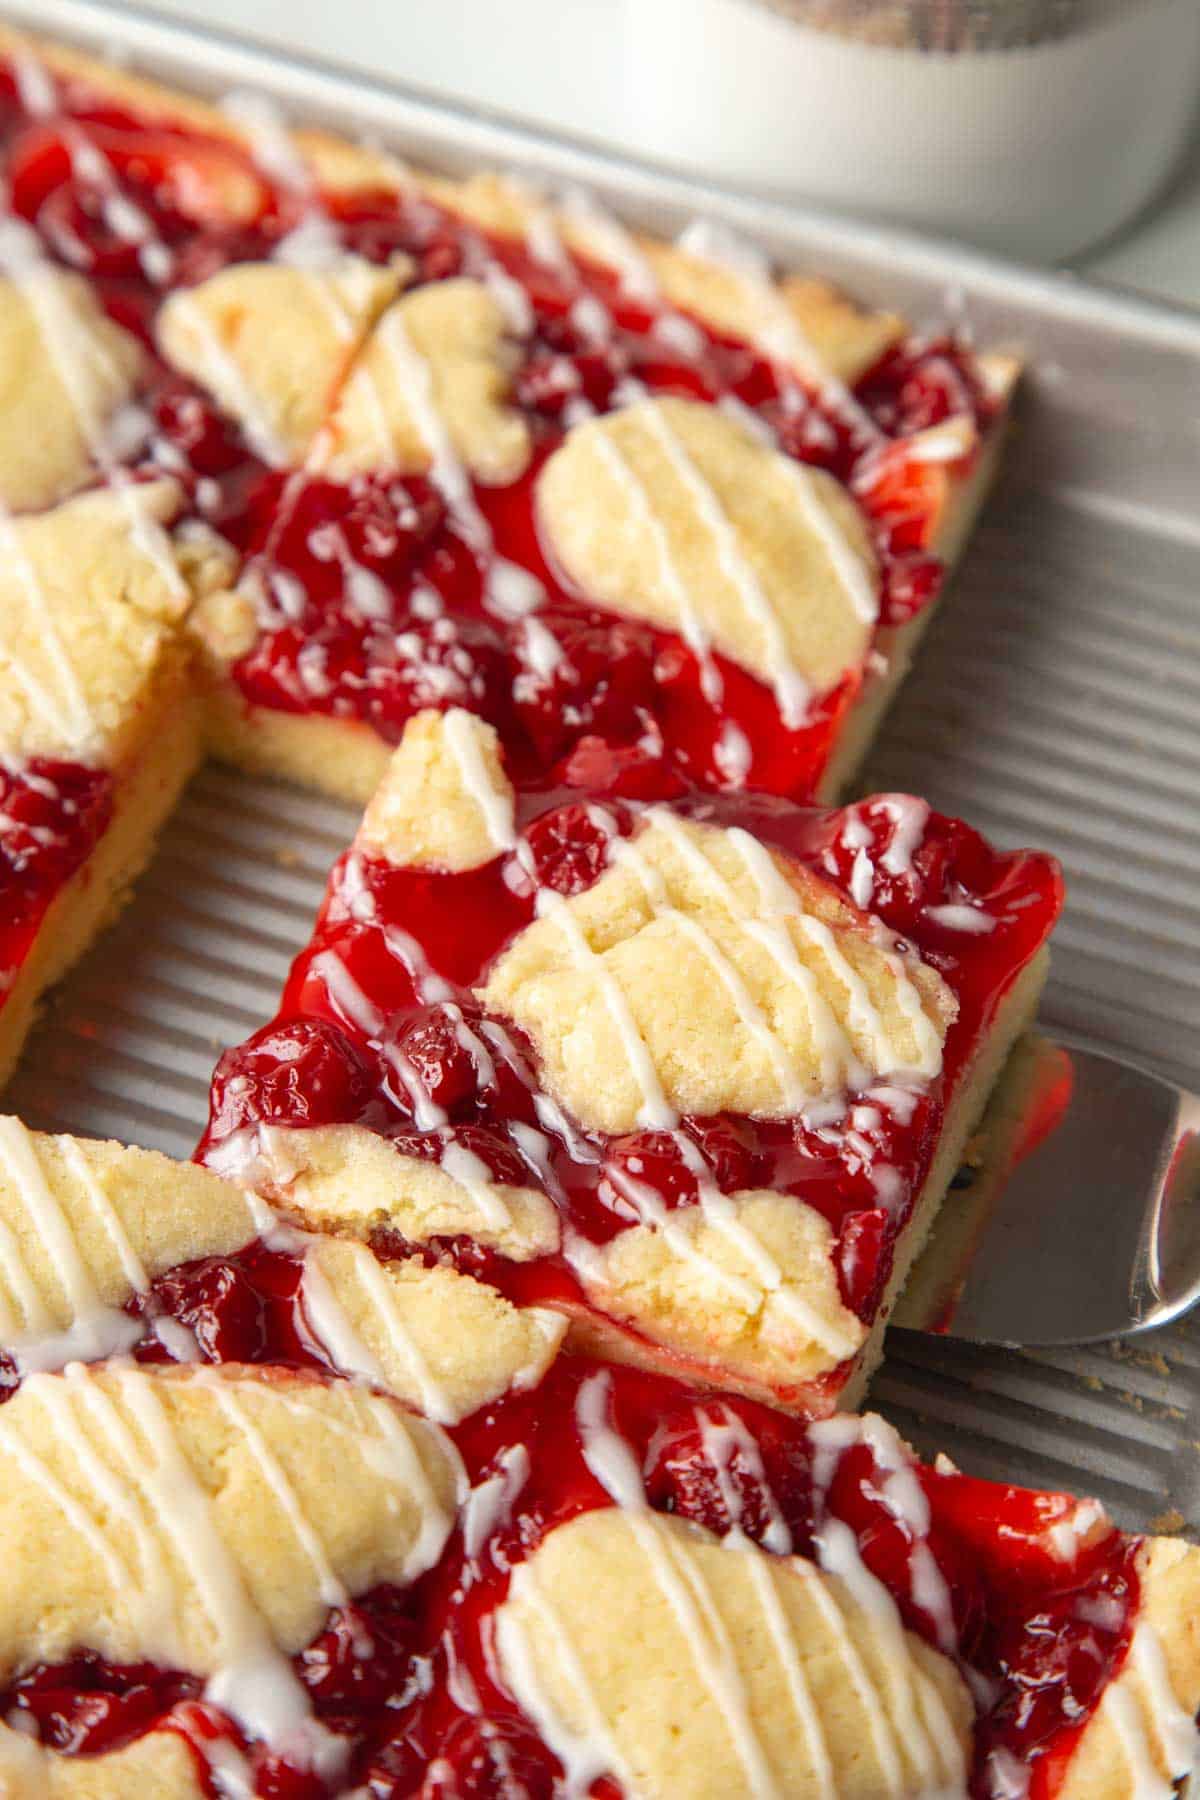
left=137, top=0, right=1200, bottom=306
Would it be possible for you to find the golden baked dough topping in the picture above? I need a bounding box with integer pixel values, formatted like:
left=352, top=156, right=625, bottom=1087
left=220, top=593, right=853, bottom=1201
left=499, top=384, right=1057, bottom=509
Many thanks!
left=538, top=396, right=879, bottom=716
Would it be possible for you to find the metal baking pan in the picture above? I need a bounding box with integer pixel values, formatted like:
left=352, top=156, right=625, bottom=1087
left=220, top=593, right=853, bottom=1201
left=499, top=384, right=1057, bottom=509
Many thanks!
left=4, top=0, right=1199, bottom=1534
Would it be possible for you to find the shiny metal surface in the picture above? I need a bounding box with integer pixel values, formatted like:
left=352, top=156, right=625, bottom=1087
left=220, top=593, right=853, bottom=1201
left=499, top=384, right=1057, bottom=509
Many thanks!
left=2, top=0, right=1199, bottom=1530
left=897, top=1039, right=1200, bottom=1345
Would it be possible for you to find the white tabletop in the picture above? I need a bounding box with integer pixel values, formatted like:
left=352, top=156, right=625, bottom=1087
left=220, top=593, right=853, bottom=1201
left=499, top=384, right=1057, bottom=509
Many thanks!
left=136, top=0, right=1200, bottom=313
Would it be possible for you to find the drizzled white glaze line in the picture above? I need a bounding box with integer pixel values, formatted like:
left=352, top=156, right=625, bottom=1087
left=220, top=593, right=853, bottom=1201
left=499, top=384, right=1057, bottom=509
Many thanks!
left=0, top=1399, right=134, bottom=1594
left=791, top=1552, right=907, bottom=1796
left=443, top=708, right=516, bottom=852
left=0, top=505, right=95, bottom=748
left=675, top=220, right=883, bottom=447
left=641, top=1511, right=784, bottom=1798
left=531, top=874, right=675, bottom=1132
left=639, top=400, right=810, bottom=728
left=654, top=811, right=859, bottom=1094
left=816, top=1515, right=966, bottom=1791
left=726, top=827, right=877, bottom=1086
left=198, top=1369, right=348, bottom=1609
left=461, top=1440, right=530, bottom=1561
left=0, top=1119, right=141, bottom=1370
left=575, top=1368, right=647, bottom=1512
left=368, top=304, right=489, bottom=549
left=495, top=1569, right=638, bottom=1799
left=440, top=1140, right=516, bottom=1235
left=743, top=1549, right=837, bottom=1800
left=59, top=1135, right=150, bottom=1294
left=781, top=458, right=878, bottom=627
left=297, top=1241, right=385, bottom=1383
left=0, top=210, right=186, bottom=599
left=561, top=188, right=660, bottom=303
left=1130, top=1624, right=1200, bottom=1787
left=697, top=1405, right=791, bottom=1556
left=344, top=1240, right=457, bottom=1423
left=610, top=829, right=806, bottom=1114
left=363, top=1391, right=466, bottom=1572
left=1103, top=1679, right=1178, bottom=1800
left=80, top=1365, right=329, bottom=1757
left=734, top=826, right=941, bottom=1081
left=590, top=427, right=724, bottom=707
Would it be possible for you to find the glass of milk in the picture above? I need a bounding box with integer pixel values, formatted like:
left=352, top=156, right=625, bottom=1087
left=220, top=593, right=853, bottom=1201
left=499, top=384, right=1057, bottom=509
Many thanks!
left=626, top=0, right=1200, bottom=262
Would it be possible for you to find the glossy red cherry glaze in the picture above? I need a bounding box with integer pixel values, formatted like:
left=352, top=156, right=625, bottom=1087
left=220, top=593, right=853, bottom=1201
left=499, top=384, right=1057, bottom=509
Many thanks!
left=0, top=758, right=112, bottom=999
left=200, top=776, right=1062, bottom=1405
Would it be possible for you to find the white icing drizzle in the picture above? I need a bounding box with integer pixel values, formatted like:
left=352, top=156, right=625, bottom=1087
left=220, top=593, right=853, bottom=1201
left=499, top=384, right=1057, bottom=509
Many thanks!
left=197, top=1368, right=348, bottom=1609
left=443, top=708, right=517, bottom=852
left=610, top=827, right=807, bottom=1114
left=461, top=1441, right=530, bottom=1561
left=674, top=219, right=883, bottom=446
left=742, top=1548, right=837, bottom=1800
left=0, top=499, right=94, bottom=749
left=780, top=457, right=879, bottom=627
left=926, top=903, right=996, bottom=934
left=560, top=187, right=660, bottom=303
left=0, top=190, right=182, bottom=596
left=440, top=1140, right=516, bottom=1234
left=639, top=399, right=811, bottom=727
left=364, top=302, right=490, bottom=549
left=575, top=1367, right=647, bottom=1511
left=652, top=810, right=860, bottom=1094
left=495, top=1565, right=638, bottom=1799
left=1127, top=1624, right=1200, bottom=1786
left=590, top=424, right=724, bottom=707
left=815, top=1516, right=967, bottom=1794
left=0, top=1119, right=141, bottom=1371
left=879, top=796, right=931, bottom=876
left=39, top=1363, right=341, bottom=1770
left=633, top=1512, right=782, bottom=1798
left=530, top=873, right=675, bottom=1132
left=808, top=1415, right=967, bottom=1794
left=697, top=1404, right=791, bottom=1556
left=297, top=1242, right=388, bottom=1387
left=1103, top=1677, right=1179, bottom=1800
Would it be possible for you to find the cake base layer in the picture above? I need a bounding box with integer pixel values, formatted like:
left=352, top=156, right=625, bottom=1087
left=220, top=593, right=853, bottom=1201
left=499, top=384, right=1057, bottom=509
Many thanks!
left=0, top=659, right=203, bottom=1090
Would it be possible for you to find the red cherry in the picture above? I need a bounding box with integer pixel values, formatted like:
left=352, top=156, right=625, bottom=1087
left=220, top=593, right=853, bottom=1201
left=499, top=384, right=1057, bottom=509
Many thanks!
left=512, top=612, right=658, bottom=762
left=644, top=1401, right=814, bottom=1551
left=205, top=1017, right=377, bottom=1142
left=299, top=1587, right=420, bottom=1710
left=393, top=1005, right=486, bottom=1116
left=4, top=1654, right=199, bottom=1756
left=521, top=801, right=628, bottom=897
left=147, top=1256, right=267, bottom=1363
left=153, top=384, right=247, bottom=476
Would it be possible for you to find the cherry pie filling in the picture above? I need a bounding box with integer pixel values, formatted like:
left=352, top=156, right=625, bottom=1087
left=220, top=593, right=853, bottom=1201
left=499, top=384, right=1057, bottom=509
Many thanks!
left=0, top=757, right=113, bottom=1007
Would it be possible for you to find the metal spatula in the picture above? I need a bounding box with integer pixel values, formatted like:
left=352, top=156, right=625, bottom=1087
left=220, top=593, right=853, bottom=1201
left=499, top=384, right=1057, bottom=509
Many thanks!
left=892, top=1035, right=1200, bottom=1347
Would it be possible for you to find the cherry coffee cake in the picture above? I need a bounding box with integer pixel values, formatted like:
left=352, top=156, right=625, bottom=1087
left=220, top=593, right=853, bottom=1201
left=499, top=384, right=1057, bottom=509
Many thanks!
left=0, top=25, right=1192, bottom=1800
left=199, top=708, right=1062, bottom=1418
